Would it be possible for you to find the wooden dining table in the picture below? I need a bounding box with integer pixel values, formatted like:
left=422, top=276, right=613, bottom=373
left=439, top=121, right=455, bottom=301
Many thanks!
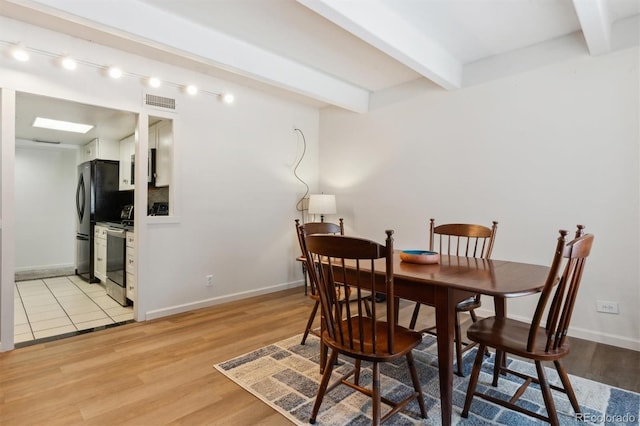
left=339, top=252, right=551, bottom=426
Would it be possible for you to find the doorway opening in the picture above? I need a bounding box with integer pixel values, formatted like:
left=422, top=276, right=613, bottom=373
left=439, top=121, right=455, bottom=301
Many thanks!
left=14, top=92, right=137, bottom=346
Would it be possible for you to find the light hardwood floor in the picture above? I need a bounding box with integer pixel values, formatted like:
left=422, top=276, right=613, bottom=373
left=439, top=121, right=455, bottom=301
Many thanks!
left=1, top=287, right=638, bottom=425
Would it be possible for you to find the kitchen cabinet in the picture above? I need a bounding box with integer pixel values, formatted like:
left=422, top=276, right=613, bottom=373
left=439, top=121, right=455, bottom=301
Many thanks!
left=81, top=138, right=119, bottom=163
left=153, top=120, right=172, bottom=187
left=126, top=231, right=136, bottom=303
left=119, top=121, right=171, bottom=191
left=94, top=225, right=108, bottom=283
left=82, top=139, right=98, bottom=163
left=119, top=134, right=135, bottom=191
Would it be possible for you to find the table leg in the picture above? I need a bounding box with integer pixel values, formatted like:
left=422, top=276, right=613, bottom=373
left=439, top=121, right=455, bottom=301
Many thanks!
left=493, top=296, right=507, bottom=382
left=494, top=296, right=506, bottom=318
left=394, top=296, right=400, bottom=324
left=435, top=287, right=455, bottom=426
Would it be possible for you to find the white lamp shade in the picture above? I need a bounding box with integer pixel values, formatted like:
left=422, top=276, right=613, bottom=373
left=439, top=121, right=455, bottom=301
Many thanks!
left=308, top=194, right=336, bottom=215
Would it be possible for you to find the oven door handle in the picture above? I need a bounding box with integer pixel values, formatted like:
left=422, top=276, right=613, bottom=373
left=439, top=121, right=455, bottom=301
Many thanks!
left=106, top=228, right=126, bottom=237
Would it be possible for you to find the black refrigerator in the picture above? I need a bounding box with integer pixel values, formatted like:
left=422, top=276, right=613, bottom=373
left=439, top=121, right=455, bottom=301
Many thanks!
left=75, top=159, right=132, bottom=282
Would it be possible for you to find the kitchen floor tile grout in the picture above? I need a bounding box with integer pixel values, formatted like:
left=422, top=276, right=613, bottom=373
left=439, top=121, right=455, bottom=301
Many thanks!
left=14, top=283, right=35, bottom=341
left=14, top=275, right=134, bottom=346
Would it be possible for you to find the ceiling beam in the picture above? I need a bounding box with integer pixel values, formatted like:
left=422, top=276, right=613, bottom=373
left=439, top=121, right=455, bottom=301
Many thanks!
left=9, top=0, right=370, bottom=112
left=297, top=0, right=462, bottom=90
left=572, top=0, right=612, bottom=56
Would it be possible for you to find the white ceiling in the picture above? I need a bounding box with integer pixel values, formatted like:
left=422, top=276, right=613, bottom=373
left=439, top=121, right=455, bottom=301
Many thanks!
left=2, top=0, right=639, bottom=143
left=15, top=92, right=137, bottom=146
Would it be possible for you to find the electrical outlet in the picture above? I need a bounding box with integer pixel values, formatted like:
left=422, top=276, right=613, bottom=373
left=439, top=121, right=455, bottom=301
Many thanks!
left=596, top=300, right=619, bottom=314
left=206, top=274, right=213, bottom=287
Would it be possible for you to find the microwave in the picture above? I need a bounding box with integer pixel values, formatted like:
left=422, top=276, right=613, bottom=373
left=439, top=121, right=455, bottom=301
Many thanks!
left=130, top=148, right=156, bottom=186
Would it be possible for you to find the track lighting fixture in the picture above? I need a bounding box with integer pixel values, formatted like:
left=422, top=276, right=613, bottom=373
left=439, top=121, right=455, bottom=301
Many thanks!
left=107, top=66, right=123, bottom=79
left=3, top=39, right=234, bottom=103
left=59, top=55, right=77, bottom=70
left=10, top=43, right=30, bottom=62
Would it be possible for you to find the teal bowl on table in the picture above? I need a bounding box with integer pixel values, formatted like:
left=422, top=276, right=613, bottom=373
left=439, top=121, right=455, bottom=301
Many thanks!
left=400, top=250, right=440, bottom=264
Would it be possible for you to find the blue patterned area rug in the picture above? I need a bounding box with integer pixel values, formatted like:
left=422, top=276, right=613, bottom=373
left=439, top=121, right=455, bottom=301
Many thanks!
left=214, top=334, right=639, bottom=425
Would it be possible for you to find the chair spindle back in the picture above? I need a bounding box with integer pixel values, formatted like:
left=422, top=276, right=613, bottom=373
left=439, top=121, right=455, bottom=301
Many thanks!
left=527, top=226, right=594, bottom=353
left=430, top=218, right=498, bottom=259
left=296, top=218, right=344, bottom=240
left=303, top=230, right=397, bottom=355
left=296, top=219, right=344, bottom=297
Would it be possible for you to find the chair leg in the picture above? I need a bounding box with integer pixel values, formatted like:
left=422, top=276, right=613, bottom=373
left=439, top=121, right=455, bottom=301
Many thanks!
left=409, top=302, right=421, bottom=329
left=462, top=343, right=486, bottom=418
left=535, top=360, right=559, bottom=426
left=455, top=312, right=464, bottom=377
left=372, top=361, right=381, bottom=426
left=310, top=349, right=339, bottom=424
left=363, top=298, right=372, bottom=317
left=354, top=359, right=362, bottom=385
left=492, top=350, right=505, bottom=387
left=319, top=322, right=328, bottom=374
left=406, top=352, right=427, bottom=418
left=301, top=300, right=320, bottom=345
left=469, top=308, right=478, bottom=322
left=554, top=360, right=581, bottom=415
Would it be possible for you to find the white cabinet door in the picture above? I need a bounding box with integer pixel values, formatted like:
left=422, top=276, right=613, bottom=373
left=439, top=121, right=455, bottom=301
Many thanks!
left=154, top=120, right=172, bottom=187
left=82, top=139, right=120, bottom=163
left=119, top=135, right=135, bottom=191
left=126, top=232, right=135, bottom=248
left=82, top=139, right=98, bottom=163
left=98, top=139, right=120, bottom=161
left=125, top=231, right=136, bottom=302
left=126, top=272, right=136, bottom=303
left=94, top=226, right=107, bottom=282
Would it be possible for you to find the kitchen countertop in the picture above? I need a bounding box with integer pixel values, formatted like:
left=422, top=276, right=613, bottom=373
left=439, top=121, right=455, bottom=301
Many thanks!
left=96, top=221, right=134, bottom=231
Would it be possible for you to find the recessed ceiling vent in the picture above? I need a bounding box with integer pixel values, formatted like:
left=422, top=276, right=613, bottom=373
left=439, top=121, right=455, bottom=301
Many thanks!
left=143, top=93, right=177, bottom=112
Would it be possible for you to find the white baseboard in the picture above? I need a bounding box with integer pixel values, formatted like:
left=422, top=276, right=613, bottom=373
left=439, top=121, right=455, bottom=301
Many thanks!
left=144, top=280, right=304, bottom=321
left=15, top=263, right=74, bottom=272
left=564, top=326, right=640, bottom=351
left=475, top=307, right=640, bottom=352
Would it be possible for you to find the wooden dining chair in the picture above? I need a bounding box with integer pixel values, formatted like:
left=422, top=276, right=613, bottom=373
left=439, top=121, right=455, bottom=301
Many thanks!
left=462, top=226, right=594, bottom=426
left=303, top=230, right=427, bottom=425
left=295, top=218, right=346, bottom=346
left=296, top=219, right=374, bottom=342
left=409, top=218, right=498, bottom=376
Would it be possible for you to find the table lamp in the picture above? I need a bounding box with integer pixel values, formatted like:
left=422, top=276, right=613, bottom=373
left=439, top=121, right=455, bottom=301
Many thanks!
left=308, top=194, right=336, bottom=222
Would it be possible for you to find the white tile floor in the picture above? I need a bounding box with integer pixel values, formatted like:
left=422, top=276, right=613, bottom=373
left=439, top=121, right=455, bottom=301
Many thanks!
left=14, top=275, right=134, bottom=345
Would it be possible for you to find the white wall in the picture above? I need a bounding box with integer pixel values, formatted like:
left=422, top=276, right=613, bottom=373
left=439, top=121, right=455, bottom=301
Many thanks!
left=14, top=141, right=78, bottom=272
left=0, top=17, right=318, bottom=344
left=319, top=48, right=640, bottom=350
left=142, top=85, right=319, bottom=318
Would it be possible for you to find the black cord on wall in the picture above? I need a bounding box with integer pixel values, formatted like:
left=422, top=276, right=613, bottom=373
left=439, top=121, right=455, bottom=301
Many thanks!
left=293, top=128, right=309, bottom=217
